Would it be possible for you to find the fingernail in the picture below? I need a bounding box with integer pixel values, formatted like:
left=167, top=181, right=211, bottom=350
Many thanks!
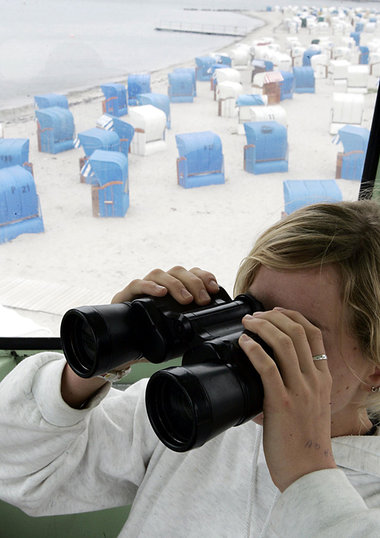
left=243, top=314, right=253, bottom=320
left=240, top=333, right=251, bottom=342
left=253, top=311, right=264, bottom=316
left=181, top=288, right=192, bottom=299
left=209, top=279, right=219, bottom=291
left=273, top=306, right=284, bottom=311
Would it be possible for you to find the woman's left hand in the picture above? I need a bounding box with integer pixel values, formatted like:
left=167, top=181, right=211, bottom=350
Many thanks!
left=239, top=308, right=337, bottom=492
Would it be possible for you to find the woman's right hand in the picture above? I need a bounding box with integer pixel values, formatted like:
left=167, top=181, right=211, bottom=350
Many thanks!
left=111, top=266, right=220, bottom=306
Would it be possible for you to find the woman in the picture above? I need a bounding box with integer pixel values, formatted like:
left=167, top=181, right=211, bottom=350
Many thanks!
left=1, top=200, right=380, bottom=537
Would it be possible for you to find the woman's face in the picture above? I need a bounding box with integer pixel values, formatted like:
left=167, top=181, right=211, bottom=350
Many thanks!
left=248, top=264, right=375, bottom=436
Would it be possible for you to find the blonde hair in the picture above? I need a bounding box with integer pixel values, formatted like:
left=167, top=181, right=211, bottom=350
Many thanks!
left=234, top=200, right=380, bottom=413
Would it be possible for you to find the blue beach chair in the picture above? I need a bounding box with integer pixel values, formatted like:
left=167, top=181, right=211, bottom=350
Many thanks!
left=176, top=131, right=225, bottom=188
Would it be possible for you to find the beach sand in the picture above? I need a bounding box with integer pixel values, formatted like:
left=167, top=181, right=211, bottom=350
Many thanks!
left=0, top=9, right=377, bottom=335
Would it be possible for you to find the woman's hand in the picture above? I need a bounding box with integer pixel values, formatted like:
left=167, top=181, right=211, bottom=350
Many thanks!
left=239, top=308, right=336, bottom=492
left=111, top=266, right=220, bottom=306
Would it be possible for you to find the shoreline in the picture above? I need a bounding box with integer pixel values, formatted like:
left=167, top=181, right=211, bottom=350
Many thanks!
left=0, top=10, right=267, bottom=123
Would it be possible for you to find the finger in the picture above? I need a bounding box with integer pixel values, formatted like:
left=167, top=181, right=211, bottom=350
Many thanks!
left=239, top=333, right=286, bottom=397
left=273, top=308, right=328, bottom=372
left=167, top=266, right=215, bottom=305
left=241, top=314, right=303, bottom=386
left=189, top=267, right=220, bottom=294
left=111, top=278, right=167, bottom=304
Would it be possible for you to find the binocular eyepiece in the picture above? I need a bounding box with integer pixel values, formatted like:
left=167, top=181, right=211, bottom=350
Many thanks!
left=60, top=288, right=270, bottom=452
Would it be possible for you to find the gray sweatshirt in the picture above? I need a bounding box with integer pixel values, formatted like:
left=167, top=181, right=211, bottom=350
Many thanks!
left=1, top=352, right=380, bottom=537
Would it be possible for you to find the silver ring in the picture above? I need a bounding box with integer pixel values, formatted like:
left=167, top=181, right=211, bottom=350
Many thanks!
left=312, top=354, right=328, bottom=361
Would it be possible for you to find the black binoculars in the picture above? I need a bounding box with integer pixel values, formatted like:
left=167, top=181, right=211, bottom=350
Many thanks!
left=60, top=288, right=270, bottom=452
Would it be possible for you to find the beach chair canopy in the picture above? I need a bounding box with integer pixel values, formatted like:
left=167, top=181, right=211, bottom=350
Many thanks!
left=332, top=93, right=364, bottom=124
left=36, top=108, right=69, bottom=142
left=195, top=56, right=217, bottom=80
left=35, top=107, right=75, bottom=143
left=236, top=94, right=266, bottom=107
left=253, top=70, right=283, bottom=89
left=195, top=56, right=216, bottom=70
left=355, top=22, right=365, bottom=32
left=0, top=139, right=29, bottom=170
left=127, top=74, right=151, bottom=102
left=359, top=46, right=370, bottom=65
left=293, top=66, right=315, bottom=92
left=35, top=107, right=75, bottom=154
left=168, top=71, right=195, bottom=98
left=251, top=59, right=267, bottom=70
left=137, top=93, right=171, bottom=127
left=88, top=149, right=128, bottom=186
left=283, top=179, right=342, bottom=214
left=173, top=67, right=196, bottom=88
left=347, top=65, right=370, bottom=87
left=213, top=53, right=232, bottom=66
left=175, top=131, right=223, bottom=176
left=302, top=48, right=321, bottom=66
left=272, top=52, right=292, bottom=70
left=0, top=165, right=44, bottom=243
left=244, top=121, right=288, bottom=161
left=216, top=81, right=243, bottom=100
left=34, top=93, right=69, bottom=109
left=108, top=117, right=135, bottom=153
left=77, top=127, right=120, bottom=157
left=350, top=31, right=361, bottom=46
left=279, top=70, right=294, bottom=99
left=229, top=47, right=250, bottom=66
left=101, top=83, right=128, bottom=116
left=310, top=52, right=328, bottom=67
left=336, top=125, right=370, bottom=153
left=127, top=105, right=166, bottom=141
left=213, top=67, right=241, bottom=84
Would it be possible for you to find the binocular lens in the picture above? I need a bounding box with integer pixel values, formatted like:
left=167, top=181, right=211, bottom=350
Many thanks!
left=60, top=311, right=99, bottom=376
left=79, top=318, right=97, bottom=367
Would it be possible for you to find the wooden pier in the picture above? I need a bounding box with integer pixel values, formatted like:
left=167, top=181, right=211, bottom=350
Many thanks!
left=155, top=21, right=247, bottom=38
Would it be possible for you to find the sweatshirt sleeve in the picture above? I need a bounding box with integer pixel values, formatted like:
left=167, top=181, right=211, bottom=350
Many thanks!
left=0, top=352, right=159, bottom=516
left=268, top=468, right=380, bottom=537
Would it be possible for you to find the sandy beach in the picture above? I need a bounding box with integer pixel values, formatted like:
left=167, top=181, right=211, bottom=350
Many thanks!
left=0, top=8, right=377, bottom=336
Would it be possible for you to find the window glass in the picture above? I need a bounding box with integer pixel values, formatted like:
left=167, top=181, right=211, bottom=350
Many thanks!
left=0, top=0, right=379, bottom=340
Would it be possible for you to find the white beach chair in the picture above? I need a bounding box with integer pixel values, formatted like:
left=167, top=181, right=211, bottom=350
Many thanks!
left=330, top=93, right=364, bottom=135
left=290, top=46, right=306, bottom=67
left=213, top=68, right=241, bottom=99
left=369, top=51, right=380, bottom=77
left=237, top=104, right=288, bottom=134
left=328, top=59, right=350, bottom=89
left=127, top=104, right=167, bottom=156
left=346, top=65, right=370, bottom=94
left=229, top=45, right=251, bottom=68
left=216, top=81, right=243, bottom=118
left=311, top=53, right=329, bottom=78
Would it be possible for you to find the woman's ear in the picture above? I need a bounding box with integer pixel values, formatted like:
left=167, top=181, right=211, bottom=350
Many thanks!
left=367, top=366, right=380, bottom=391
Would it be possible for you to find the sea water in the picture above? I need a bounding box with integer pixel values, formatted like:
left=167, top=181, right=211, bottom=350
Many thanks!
left=0, top=0, right=379, bottom=110
left=0, top=0, right=260, bottom=110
